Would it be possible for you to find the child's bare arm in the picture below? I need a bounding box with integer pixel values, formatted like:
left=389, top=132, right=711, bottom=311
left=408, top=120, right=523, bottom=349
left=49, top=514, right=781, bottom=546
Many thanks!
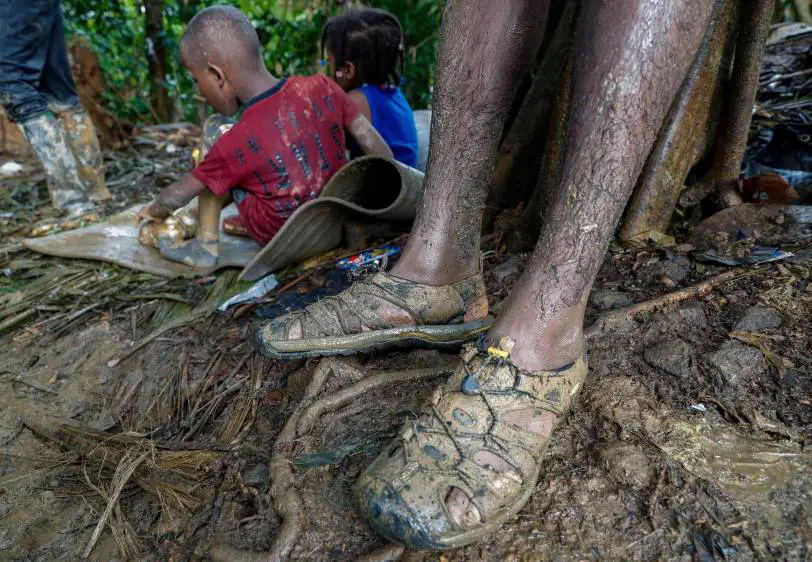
left=347, top=114, right=393, bottom=158
left=137, top=173, right=208, bottom=222
left=348, top=90, right=373, bottom=121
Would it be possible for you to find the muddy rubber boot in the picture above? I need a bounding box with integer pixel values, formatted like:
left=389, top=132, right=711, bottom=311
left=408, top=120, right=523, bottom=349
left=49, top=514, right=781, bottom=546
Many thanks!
left=19, top=112, right=95, bottom=217
left=55, top=106, right=111, bottom=203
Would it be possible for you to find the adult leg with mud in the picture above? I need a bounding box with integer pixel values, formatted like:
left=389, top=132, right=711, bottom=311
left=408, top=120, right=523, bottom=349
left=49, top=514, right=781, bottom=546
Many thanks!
left=255, top=0, right=548, bottom=359
left=355, top=0, right=713, bottom=550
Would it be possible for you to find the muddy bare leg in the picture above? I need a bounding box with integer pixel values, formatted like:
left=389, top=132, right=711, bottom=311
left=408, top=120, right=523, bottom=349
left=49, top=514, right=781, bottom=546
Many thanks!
left=488, top=0, right=713, bottom=372
left=158, top=189, right=225, bottom=268
left=354, top=1, right=715, bottom=546
left=390, top=0, right=548, bottom=286
left=159, top=116, right=234, bottom=268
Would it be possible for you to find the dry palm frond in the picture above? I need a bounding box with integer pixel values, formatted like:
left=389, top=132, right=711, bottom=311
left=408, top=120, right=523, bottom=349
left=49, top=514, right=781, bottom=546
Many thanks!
left=217, top=395, right=254, bottom=443
left=82, top=443, right=152, bottom=558
left=156, top=449, right=221, bottom=475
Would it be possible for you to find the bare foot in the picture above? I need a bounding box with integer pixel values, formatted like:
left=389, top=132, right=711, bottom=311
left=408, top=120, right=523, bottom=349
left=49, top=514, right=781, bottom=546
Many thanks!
left=158, top=237, right=218, bottom=268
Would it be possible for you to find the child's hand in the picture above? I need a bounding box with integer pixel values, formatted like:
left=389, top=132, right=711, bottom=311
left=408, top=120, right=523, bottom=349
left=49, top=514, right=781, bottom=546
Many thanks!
left=135, top=201, right=171, bottom=225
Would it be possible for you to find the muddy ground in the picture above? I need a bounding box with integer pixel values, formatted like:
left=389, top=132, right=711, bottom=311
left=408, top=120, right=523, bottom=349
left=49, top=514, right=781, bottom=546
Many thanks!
left=0, top=145, right=810, bottom=561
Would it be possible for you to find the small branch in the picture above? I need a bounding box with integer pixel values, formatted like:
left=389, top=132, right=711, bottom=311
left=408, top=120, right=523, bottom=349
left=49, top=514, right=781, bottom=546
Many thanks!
left=585, top=266, right=765, bottom=338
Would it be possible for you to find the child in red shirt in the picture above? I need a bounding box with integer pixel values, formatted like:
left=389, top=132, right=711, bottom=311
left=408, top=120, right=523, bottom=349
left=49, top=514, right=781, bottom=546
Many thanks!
left=138, top=5, right=392, bottom=268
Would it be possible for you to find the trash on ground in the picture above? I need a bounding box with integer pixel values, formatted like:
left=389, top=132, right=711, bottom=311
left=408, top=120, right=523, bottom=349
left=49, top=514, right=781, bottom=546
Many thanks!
left=695, top=245, right=793, bottom=266
left=0, top=161, right=23, bottom=176
left=217, top=273, right=279, bottom=311
left=336, top=244, right=401, bottom=274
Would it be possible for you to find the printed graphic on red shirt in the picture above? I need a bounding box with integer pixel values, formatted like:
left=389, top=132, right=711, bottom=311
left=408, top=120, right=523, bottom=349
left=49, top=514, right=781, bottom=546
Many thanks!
left=191, top=74, right=360, bottom=244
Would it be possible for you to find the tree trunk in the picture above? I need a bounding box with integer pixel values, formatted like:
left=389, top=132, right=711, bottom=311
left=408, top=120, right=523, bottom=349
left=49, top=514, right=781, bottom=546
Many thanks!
left=487, top=0, right=577, bottom=220
left=708, top=0, right=775, bottom=206
left=516, top=51, right=574, bottom=247
left=619, top=0, right=738, bottom=242
left=145, top=0, right=171, bottom=123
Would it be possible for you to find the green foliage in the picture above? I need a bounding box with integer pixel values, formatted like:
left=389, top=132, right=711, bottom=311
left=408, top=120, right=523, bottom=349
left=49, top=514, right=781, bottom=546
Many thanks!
left=63, top=0, right=443, bottom=125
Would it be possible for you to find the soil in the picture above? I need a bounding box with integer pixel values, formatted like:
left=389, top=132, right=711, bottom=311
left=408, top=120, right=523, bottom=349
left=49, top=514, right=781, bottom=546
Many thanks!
left=0, top=183, right=810, bottom=561
left=0, top=114, right=810, bottom=562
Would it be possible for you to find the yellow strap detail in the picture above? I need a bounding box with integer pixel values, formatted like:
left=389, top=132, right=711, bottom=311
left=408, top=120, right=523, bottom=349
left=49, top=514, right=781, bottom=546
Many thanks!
left=487, top=346, right=509, bottom=359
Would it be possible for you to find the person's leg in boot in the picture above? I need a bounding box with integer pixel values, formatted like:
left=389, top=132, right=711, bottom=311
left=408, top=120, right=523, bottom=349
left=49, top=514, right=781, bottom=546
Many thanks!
left=0, top=0, right=94, bottom=217
left=53, top=104, right=110, bottom=203
left=19, top=112, right=95, bottom=216
left=43, top=6, right=111, bottom=203
left=254, top=0, right=548, bottom=359
left=158, top=115, right=234, bottom=268
left=355, top=0, right=712, bottom=550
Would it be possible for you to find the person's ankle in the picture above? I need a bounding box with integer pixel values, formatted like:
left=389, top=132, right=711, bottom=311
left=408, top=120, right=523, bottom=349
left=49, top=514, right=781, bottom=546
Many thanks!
left=390, top=258, right=479, bottom=286
left=158, top=236, right=218, bottom=268
left=486, top=313, right=584, bottom=372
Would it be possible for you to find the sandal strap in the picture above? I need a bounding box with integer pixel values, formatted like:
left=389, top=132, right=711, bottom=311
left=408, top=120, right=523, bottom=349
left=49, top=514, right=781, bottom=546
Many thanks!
left=359, top=339, right=587, bottom=543
left=282, top=272, right=486, bottom=339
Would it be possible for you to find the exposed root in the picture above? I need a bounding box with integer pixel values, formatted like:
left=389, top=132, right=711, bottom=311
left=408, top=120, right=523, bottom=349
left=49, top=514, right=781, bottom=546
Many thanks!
left=218, top=359, right=453, bottom=560
left=297, top=364, right=455, bottom=435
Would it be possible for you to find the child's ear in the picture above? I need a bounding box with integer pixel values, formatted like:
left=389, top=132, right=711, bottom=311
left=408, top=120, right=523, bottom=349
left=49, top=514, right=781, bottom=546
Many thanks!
left=343, top=62, right=357, bottom=81
left=207, top=63, right=227, bottom=87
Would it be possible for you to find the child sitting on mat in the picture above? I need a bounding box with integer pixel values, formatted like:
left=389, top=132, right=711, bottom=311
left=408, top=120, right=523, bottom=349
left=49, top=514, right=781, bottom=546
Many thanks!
left=137, top=5, right=392, bottom=268
left=322, top=7, right=419, bottom=168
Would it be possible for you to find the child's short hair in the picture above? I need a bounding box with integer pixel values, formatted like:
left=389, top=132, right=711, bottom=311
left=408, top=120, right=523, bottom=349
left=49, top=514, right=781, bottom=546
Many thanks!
left=181, top=5, right=261, bottom=70
left=321, top=7, right=405, bottom=87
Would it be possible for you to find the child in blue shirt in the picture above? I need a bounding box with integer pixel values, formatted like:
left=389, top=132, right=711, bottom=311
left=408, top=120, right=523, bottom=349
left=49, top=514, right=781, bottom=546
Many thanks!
left=322, top=7, right=419, bottom=168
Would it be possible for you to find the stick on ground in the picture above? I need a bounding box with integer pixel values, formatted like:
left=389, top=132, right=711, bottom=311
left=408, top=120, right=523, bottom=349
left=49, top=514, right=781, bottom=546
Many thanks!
left=585, top=266, right=764, bottom=338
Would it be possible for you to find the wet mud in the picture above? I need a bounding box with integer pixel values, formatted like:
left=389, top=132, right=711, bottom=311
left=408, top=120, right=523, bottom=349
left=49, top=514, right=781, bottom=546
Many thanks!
left=0, top=241, right=809, bottom=561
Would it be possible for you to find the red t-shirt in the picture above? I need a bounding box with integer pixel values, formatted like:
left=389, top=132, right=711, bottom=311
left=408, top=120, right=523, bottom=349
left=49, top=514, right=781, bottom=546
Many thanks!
left=192, top=75, right=360, bottom=244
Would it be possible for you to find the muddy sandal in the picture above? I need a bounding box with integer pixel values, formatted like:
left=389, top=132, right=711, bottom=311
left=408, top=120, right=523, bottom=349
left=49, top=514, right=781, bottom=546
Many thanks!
left=253, top=272, right=493, bottom=360
left=354, top=336, right=587, bottom=550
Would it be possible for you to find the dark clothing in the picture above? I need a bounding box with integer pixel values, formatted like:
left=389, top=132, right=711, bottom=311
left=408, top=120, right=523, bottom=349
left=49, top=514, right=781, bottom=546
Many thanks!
left=0, top=0, right=80, bottom=122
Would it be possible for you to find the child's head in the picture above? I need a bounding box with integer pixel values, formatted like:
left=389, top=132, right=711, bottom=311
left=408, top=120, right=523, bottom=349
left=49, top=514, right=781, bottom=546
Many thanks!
left=180, top=5, right=264, bottom=116
left=321, top=7, right=404, bottom=91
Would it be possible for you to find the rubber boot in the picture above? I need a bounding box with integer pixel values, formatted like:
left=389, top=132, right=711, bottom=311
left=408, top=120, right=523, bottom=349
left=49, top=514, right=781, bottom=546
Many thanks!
left=19, top=112, right=95, bottom=217
left=54, top=106, right=111, bottom=203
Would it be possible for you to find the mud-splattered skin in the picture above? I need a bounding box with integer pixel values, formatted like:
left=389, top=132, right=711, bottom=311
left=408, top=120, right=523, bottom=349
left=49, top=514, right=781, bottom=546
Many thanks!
left=490, top=0, right=712, bottom=370
left=391, top=0, right=550, bottom=286
left=387, top=0, right=712, bottom=371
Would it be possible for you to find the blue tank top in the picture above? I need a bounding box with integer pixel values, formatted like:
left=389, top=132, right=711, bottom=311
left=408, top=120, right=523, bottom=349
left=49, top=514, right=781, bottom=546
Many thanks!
left=352, top=85, right=418, bottom=168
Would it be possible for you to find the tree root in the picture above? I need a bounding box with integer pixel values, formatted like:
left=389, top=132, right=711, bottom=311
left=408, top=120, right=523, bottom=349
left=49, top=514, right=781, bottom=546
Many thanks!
left=585, top=266, right=765, bottom=338
left=703, top=0, right=775, bottom=207
left=209, top=359, right=453, bottom=561
left=620, top=0, right=736, bottom=241
left=297, top=365, right=455, bottom=435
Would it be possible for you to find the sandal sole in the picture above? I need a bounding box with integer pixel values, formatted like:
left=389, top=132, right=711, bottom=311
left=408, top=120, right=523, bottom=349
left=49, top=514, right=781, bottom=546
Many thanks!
left=253, top=316, right=495, bottom=360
